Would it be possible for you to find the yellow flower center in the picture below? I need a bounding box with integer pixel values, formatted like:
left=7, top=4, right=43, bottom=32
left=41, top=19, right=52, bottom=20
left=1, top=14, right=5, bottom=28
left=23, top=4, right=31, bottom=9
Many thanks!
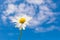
left=19, top=17, right=26, bottom=24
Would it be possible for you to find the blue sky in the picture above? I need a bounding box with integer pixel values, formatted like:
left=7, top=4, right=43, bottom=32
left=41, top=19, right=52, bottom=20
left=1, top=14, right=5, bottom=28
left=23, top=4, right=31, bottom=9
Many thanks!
left=0, top=0, right=60, bottom=40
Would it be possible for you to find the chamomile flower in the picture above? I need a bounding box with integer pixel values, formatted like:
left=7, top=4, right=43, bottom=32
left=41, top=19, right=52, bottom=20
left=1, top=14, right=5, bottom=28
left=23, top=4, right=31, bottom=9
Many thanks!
left=10, top=14, right=32, bottom=30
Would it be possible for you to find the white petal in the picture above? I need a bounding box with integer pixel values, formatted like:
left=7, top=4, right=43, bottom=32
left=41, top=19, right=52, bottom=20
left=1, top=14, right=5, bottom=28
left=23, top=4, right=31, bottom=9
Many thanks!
left=9, top=16, right=17, bottom=22
left=22, top=24, right=26, bottom=27
left=23, top=27, right=25, bottom=30
left=19, top=24, right=26, bottom=30
left=15, top=23, right=21, bottom=28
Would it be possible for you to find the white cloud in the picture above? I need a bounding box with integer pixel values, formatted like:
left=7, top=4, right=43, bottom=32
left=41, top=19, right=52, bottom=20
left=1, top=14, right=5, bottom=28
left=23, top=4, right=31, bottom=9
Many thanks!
left=45, top=0, right=56, bottom=9
left=1, top=0, right=59, bottom=32
left=28, top=18, right=40, bottom=27
left=39, top=5, right=50, bottom=11
left=26, top=0, right=44, bottom=5
left=46, top=17, right=56, bottom=24
left=16, top=3, right=35, bottom=16
left=8, top=32, right=14, bottom=36
left=4, top=0, right=18, bottom=4
left=35, top=26, right=57, bottom=32
left=3, top=4, right=17, bottom=16
left=1, top=15, right=7, bottom=24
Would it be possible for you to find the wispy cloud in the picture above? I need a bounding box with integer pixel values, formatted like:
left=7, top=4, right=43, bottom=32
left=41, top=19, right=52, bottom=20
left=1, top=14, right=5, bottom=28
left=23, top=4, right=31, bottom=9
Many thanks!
left=8, top=32, right=15, bottom=36
left=1, top=0, right=59, bottom=32
left=26, top=0, right=44, bottom=5
left=1, top=15, right=7, bottom=24
left=4, top=0, right=18, bottom=4
left=3, top=4, right=17, bottom=16
left=35, top=25, right=57, bottom=32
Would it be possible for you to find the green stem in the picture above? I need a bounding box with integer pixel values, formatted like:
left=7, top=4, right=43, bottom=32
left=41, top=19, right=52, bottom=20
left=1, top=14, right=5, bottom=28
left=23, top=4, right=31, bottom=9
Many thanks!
left=18, top=29, right=22, bottom=40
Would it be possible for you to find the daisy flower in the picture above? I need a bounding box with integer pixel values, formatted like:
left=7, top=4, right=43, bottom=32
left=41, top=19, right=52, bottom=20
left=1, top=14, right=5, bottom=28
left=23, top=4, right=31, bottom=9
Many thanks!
left=10, top=14, right=32, bottom=30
